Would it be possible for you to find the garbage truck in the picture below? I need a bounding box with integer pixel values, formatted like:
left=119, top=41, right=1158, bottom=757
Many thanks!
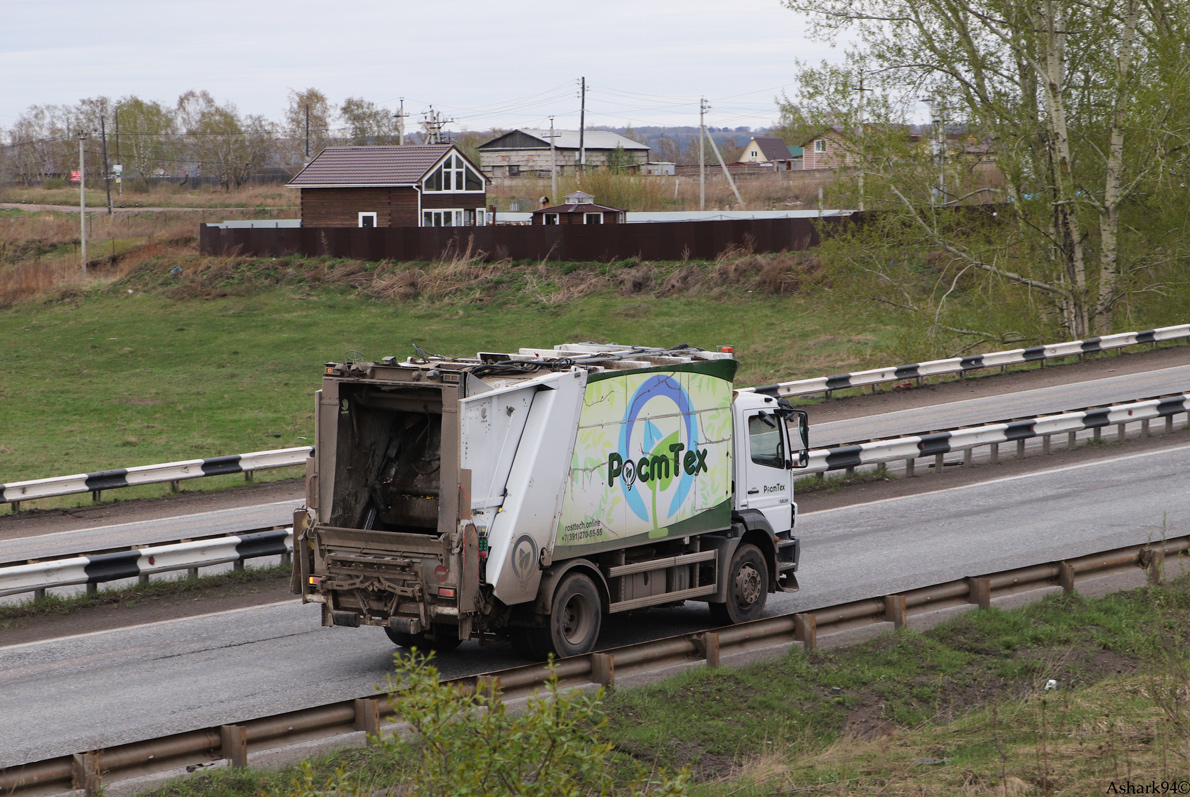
left=292, top=342, right=809, bottom=659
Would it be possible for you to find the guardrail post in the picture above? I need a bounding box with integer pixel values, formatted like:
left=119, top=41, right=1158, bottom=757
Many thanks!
left=1058, top=562, right=1076, bottom=593
left=10, top=501, right=19, bottom=513
left=883, top=595, right=907, bottom=629
left=968, top=577, right=992, bottom=609
left=905, top=458, right=915, bottom=477
left=591, top=653, right=615, bottom=687
left=1016, top=439, right=1025, bottom=459
left=1093, top=426, right=1102, bottom=442
left=1141, top=419, right=1150, bottom=438
left=91, top=489, right=102, bottom=503
left=934, top=453, right=944, bottom=473
left=34, top=587, right=46, bottom=601
left=963, top=449, right=973, bottom=466
left=989, top=443, right=999, bottom=465
left=281, top=550, right=292, bottom=568
left=170, top=480, right=180, bottom=493
left=220, top=724, right=248, bottom=768
left=354, top=698, right=382, bottom=739
left=1117, top=422, right=1126, bottom=441
left=233, top=558, right=244, bottom=573
left=1140, top=549, right=1163, bottom=586
left=86, top=581, right=97, bottom=596
left=695, top=632, right=721, bottom=667
left=794, top=613, right=816, bottom=651
left=72, top=751, right=101, bottom=796
left=1042, top=434, right=1051, bottom=455
left=245, top=470, right=255, bottom=483
left=1166, top=415, right=1174, bottom=433
left=1068, top=431, right=1077, bottom=448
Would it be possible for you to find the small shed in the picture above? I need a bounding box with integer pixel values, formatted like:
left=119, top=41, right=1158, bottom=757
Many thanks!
left=530, top=191, right=625, bottom=225
left=287, top=144, right=488, bottom=227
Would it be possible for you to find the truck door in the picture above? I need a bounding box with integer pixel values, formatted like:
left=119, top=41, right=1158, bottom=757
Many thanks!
left=738, top=408, right=794, bottom=532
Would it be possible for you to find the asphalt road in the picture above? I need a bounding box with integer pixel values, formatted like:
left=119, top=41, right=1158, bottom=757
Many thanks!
left=813, top=363, right=1190, bottom=446
left=3, top=442, right=1188, bottom=767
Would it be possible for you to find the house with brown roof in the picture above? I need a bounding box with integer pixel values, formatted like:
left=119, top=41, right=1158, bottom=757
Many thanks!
left=287, top=144, right=488, bottom=227
left=530, top=191, right=625, bottom=225
left=737, top=136, right=803, bottom=170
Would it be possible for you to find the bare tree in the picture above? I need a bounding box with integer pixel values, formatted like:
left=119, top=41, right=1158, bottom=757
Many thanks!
left=782, top=0, right=1190, bottom=338
left=177, top=90, right=276, bottom=190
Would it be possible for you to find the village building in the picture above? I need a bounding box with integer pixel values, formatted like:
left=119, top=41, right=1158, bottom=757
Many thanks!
left=287, top=144, right=487, bottom=227
left=478, top=129, right=651, bottom=177
left=737, top=136, right=803, bottom=170
left=530, top=191, right=625, bottom=225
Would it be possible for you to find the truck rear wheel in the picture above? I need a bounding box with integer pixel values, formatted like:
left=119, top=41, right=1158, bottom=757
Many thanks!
left=510, top=571, right=603, bottom=660
left=710, top=543, right=768, bottom=625
left=384, top=625, right=463, bottom=653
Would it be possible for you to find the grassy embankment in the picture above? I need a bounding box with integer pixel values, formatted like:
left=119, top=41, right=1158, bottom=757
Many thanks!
left=0, top=200, right=904, bottom=511
left=126, top=577, right=1190, bottom=797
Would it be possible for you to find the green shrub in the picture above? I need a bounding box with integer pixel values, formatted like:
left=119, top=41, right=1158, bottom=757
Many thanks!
left=364, top=650, right=689, bottom=797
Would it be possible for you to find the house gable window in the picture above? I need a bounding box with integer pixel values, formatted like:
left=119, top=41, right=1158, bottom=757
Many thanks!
left=424, top=152, right=484, bottom=192
left=814, top=139, right=827, bottom=153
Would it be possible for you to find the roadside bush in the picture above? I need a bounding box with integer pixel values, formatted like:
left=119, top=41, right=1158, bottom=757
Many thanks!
left=350, top=650, right=689, bottom=797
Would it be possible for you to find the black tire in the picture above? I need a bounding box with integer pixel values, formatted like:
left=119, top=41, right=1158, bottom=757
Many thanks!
left=709, top=543, right=768, bottom=625
left=548, top=571, right=602, bottom=658
left=384, top=625, right=463, bottom=653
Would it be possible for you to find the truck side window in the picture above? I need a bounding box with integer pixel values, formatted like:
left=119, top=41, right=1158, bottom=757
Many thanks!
left=748, top=413, right=785, bottom=468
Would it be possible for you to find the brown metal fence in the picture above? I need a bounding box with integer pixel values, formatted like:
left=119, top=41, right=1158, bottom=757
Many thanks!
left=199, top=217, right=845, bottom=263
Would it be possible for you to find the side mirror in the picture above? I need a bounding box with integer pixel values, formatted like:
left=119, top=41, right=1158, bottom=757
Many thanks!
left=785, top=408, right=809, bottom=469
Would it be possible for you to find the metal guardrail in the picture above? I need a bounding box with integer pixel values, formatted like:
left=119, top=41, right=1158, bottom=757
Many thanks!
left=0, top=448, right=311, bottom=511
left=0, top=530, right=293, bottom=600
left=2, top=324, right=1186, bottom=512
left=744, top=324, right=1190, bottom=398
left=3, top=534, right=1187, bottom=797
left=801, top=393, right=1190, bottom=476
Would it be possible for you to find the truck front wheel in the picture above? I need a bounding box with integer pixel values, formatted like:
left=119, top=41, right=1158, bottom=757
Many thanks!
left=710, top=543, right=768, bottom=625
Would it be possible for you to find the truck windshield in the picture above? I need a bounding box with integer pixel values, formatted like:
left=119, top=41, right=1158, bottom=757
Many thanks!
left=748, top=413, right=785, bottom=469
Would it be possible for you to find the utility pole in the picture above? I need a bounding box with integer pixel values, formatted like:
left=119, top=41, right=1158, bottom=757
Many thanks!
left=304, top=105, right=310, bottom=160
left=578, top=77, right=586, bottom=174
left=705, top=123, right=744, bottom=209
left=100, top=115, right=113, bottom=214
left=422, top=106, right=454, bottom=145
left=394, top=98, right=408, bottom=145
left=699, top=97, right=708, bottom=211
left=548, top=116, right=558, bottom=200
left=114, top=109, right=122, bottom=197
left=78, top=132, right=88, bottom=274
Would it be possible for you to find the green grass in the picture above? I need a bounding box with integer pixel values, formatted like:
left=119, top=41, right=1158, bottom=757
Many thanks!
left=0, top=258, right=903, bottom=485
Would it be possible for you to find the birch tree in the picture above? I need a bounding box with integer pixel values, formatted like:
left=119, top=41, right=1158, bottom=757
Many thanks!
left=781, top=0, right=1190, bottom=339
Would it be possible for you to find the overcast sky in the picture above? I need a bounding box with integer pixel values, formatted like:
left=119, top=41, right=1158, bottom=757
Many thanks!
left=1, top=0, right=841, bottom=135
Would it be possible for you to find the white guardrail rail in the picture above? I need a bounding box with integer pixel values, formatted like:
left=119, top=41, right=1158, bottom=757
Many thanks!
left=0, top=529, right=293, bottom=599
left=0, top=448, right=311, bottom=511
left=2, top=324, right=1186, bottom=512
left=3, top=393, right=1188, bottom=599
left=743, top=323, right=1190, bottom=398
